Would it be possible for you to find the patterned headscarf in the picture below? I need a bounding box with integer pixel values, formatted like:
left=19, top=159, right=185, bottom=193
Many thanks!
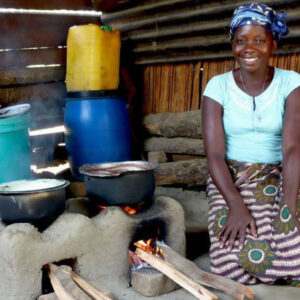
left=230, top=3, right=289, bottom=41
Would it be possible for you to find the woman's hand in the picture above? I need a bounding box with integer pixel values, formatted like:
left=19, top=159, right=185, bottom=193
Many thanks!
left=218, top=203, right=257, bottom=251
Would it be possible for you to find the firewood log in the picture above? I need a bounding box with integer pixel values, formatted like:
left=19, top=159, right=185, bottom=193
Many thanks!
left=49, top=264, right=114, bottom=300
left=48, top=265, right=75, bottom=300
left=143, top=110, right=202, bottom=138
left=38, top=293, right=58, bottom=300
left=144, top=137, right=205, bottom=155
left=71, top=271, right=114, bottom=300
left=155, top=159, right=208, bottom=186
left=157, top=242, right=254, bottom=300
left=136, top=248, right=218, bottom=300
left=49, top=264, right=90, bottom=300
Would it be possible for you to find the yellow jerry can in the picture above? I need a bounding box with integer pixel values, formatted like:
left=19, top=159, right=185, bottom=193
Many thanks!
left=66, top=24, right=120, bottom=91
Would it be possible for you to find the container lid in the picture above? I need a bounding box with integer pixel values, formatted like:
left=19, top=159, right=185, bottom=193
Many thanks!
left=101, top=25, right=113, bottom=31
left=67, top=90, right=120, bottom=99
left=0, top=104, right=30, bottom=119
left=79, top=161, right=156, bottom=178
left=0, top=179, right=69, bottom=194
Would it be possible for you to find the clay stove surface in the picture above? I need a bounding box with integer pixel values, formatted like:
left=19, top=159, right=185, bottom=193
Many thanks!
left=0, top=196, right=187, bottom=300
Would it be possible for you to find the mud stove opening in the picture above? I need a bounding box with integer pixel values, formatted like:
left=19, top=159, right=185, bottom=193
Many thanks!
left=41, top=258, right=77, bottom=295
left=129, top=218, right=166, bottom=252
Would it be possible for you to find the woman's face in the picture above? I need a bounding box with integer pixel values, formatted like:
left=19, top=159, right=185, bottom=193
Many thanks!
left=232, top=24, right=277, bottom=72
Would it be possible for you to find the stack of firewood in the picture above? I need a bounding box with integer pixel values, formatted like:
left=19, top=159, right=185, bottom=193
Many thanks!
left=143, top=110, right=209, bottom=233
left=39, top=264, right=113, bottom=300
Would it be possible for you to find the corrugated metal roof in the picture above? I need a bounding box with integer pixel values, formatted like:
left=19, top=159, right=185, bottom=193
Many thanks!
left=101, top=0, right=300, bottom=64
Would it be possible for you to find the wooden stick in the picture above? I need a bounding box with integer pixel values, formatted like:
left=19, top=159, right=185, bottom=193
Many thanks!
left=157, top=243, right=254, bottom=300
left=135, top=248, right=218, bottom=300
left=71, top=271, right=113, bottom=300
left=48, top=268, right=75, bottom=300
left=38, top=292, right=58, bottom=300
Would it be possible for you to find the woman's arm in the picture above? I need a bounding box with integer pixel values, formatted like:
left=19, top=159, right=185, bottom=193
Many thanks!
left=282, top=86, right=300, bottom=232
left=202, top=96, right=257, bottom=250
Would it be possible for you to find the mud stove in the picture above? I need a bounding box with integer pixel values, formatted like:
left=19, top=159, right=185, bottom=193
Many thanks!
left=0, top=196, right=185, bottom=300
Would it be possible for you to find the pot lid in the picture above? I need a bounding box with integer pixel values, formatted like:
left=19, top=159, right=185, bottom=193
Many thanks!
left=0, top=104, right=30, bottom=119
left=0, top=179, right=69, bottom=194
left=79, top=161, right=156, bottom=177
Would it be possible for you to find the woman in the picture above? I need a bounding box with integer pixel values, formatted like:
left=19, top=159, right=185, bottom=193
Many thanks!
left=202, top=3, right=300, bottom=286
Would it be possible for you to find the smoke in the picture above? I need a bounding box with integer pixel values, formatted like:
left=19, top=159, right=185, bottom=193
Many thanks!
left=17, top=88, right=66, bottom=169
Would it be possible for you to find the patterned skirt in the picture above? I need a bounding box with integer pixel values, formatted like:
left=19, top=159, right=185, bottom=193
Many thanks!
left=207, top=160, right=300, bottom=286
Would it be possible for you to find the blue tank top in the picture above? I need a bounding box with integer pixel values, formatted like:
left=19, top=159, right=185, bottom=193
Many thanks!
left=203, top=68, right=300, bottom=163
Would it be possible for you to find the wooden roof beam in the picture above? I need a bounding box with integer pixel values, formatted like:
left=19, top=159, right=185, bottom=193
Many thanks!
left=101, top=0, right=194, bottom=22
left=125, top=7, right=300, bottom=41
left=133, top=26, right=300, bottom=53
left=104, top=0, right=298, bottom=31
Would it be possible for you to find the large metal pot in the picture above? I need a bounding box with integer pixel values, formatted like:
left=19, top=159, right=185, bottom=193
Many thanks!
left=79, top=161, right=156, bottom=206
left=0, top=179, right=70, bottom=223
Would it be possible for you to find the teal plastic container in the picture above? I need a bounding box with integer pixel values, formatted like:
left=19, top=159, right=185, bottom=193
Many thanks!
left=0, top=104, right=31, bottom=183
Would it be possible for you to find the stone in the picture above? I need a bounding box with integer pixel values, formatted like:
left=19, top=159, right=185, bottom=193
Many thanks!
left=131, top=268, right=178, bottom=297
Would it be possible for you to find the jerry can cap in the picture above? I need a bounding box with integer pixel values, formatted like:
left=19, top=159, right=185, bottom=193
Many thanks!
left=101, top=25, right=113, bottom=31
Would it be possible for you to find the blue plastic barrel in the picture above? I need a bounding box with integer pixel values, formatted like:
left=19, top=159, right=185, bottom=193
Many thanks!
left=64, top=91, right=131, bottom=179
left=0, top=104, right=31, bottom=183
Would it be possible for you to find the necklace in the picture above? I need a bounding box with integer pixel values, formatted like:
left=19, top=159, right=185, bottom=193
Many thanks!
left=239, top=68, right=268, bottom=111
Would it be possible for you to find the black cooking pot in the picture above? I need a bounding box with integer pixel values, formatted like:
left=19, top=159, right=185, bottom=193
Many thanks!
left=79, top=161, right=156, bottom=206
left=0, top=179, right=70, bottom=223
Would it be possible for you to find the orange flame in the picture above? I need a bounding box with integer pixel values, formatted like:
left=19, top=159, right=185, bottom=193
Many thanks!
left=134, top=239, right=164, bottom=258
left=98, top=205, right=138, bottom=215
left=123, top=206, right=137, bottom=215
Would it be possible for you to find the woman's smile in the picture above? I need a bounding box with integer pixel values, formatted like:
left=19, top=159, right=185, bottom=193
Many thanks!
left=242, top=57, right=260, bottom=65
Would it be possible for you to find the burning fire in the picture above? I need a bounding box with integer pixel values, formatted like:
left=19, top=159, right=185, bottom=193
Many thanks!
left=135, top=239, right=164, bottom=258
left=130, top=239, right=164, bottom=270
left=98, top=204, right=141, bottom=215
left=98, top=205, right=107, bottom=211
left=123, top=206, right=137, bottom=215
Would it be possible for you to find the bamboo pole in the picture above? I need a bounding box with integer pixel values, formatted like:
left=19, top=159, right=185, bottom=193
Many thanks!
left=192, top=61, right=201, bottom=110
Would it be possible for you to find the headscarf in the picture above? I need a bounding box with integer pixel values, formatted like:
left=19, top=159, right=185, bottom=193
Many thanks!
left=230, top=3, right=289, bottom=41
